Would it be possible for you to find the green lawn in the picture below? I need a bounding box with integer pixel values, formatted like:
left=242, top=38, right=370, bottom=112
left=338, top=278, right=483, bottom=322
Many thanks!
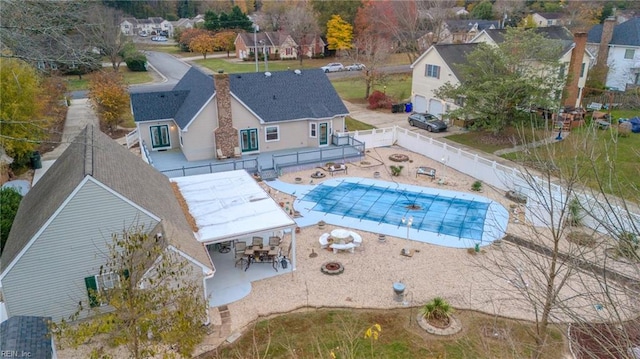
left=331, top=74, right=413, bottom=103
left=64, top=67, right=153, bottom=92
left=206, top=308, right=565, bottom=359
left=346, top=116, right=375, bottom=131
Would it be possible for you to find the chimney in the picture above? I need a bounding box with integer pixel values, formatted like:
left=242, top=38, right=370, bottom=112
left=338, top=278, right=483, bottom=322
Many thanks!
left=564, top=32, right=587, bottom=108
left=213, top=74, right=238, bottom=158
left=597, top=16, right=616, bottom=70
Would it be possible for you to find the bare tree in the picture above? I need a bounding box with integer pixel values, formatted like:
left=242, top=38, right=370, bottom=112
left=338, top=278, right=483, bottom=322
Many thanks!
left=0, top=1, right=96, bottom=67
left=281, top=4, right=320, bottom=66
left=476, top=124, right=640, bottom=359
left=255, top=0, right=291, bottom=31
left=83, top=4, right=131, bottom=71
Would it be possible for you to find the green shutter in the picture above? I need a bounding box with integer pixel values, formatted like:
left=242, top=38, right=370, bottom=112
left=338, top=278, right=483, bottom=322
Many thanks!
left=84, top=276, right=99, bottom=308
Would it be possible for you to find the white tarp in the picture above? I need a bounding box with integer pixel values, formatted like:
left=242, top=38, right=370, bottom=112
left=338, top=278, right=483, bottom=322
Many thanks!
left=171, top=170, right=296, bottom=243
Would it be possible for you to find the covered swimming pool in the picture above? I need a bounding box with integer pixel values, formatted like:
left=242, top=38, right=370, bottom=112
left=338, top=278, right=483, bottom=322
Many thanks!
left=268, top=177, right=509, bottom=248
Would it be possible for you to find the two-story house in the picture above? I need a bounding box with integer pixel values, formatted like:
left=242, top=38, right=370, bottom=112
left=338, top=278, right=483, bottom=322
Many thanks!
left=410, top=27, right=593, bottom=117
left=120, top=17, right=174, bottom=37
left=532, top=12, right=564, bottom=27
left=587, top=17, right=640, bottom=91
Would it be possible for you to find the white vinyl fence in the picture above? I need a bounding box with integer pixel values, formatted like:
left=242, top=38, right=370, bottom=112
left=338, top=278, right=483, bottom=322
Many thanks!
left=350, top=126, right=639, bottom=235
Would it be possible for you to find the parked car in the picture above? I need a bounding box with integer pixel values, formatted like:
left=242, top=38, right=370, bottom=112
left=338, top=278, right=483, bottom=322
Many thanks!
left=407, top=113, right=448, bottom=132
left=345, top=63, right=366, bottom=71
left=139, top=31, right=148, bottom=37
left=321, top=63, right=344, bottom=73
left=152, top=36, right=167, bottom=42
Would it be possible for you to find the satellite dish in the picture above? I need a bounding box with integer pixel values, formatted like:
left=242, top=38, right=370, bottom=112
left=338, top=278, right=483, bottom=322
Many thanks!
left=265, top=72, right=272, bottom=77
left=294, top=69, right=302, bottom=75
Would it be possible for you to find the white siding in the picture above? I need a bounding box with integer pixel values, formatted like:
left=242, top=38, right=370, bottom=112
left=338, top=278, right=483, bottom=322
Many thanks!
left=2, top=180, right=159, bottom=322
left=605, top=45, right=640, bottom=91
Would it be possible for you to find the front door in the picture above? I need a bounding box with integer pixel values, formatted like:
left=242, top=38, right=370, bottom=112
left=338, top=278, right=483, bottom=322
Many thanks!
left=150, top=125, right=170, bottom=149
left=319, top=123, right=329, bottom=146
left=240, top=129, right=258, bottom=152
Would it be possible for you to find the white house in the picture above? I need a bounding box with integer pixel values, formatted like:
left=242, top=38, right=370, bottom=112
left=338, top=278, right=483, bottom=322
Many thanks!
left=120, top=17, right=174, bottom=37
left=411, top=27, right=594, bottom=117
left=532, top=12, right=564, bottom=27
left=587, top=17, right=640, bottom=91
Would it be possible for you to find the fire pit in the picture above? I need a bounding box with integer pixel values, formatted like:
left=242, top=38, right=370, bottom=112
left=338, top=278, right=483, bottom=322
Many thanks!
left=389, top=154, right=409, bottom=162
left=320, top=262, right=344, bottom=275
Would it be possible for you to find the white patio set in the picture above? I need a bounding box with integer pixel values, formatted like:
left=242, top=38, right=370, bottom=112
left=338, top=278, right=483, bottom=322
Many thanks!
left=318, top=228, right=362, bottom=253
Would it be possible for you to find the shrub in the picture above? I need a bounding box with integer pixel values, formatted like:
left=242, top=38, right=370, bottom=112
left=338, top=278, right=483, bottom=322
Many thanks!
left=390, top=165, right=403, bottom=176
left=420, top=297, right=453, bottom=321
left=125, top=51, right=147, bottom=72
left=617, top=231, right=639, bottom=260
left=1, top=187, right=23, bottom=255
left=367, top=90, right=392, bottom=110
left=471, top=180, right=483, bottom=192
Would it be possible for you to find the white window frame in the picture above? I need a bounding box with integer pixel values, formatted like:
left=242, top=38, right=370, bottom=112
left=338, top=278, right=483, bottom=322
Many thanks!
left=98, top=272, right=120, bottom=292
left=310, top=123, right=317, bottom=138
left=425, top=64, right=440, bottom=79
left=624, top=49, right=635, bottom=60
left=265, top=125, right=279, bottom=142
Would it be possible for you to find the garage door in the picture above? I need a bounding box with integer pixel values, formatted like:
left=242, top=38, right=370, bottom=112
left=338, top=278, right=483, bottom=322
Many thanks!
left=413, top=95, right=427, bottom=113
left=428, top=99, right=443, bottom=118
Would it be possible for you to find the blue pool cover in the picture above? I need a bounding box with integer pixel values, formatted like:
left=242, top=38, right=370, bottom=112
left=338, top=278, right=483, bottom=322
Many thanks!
left=267, top=177, right=509, bottom=248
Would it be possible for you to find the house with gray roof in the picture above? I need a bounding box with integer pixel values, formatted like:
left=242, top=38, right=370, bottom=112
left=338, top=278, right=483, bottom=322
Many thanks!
left=130, top=67, right=348, bottom=162
left=437, top=19, right=500, bottom=44
left=0, top=316, right=56, bottom=359
left=234, top=31, right=325, bottom=60
left=0, top=126, right=213, bottom=322
left=587, top=17, right=640, bottom=91
left=532, top=12, right=565, bottom=27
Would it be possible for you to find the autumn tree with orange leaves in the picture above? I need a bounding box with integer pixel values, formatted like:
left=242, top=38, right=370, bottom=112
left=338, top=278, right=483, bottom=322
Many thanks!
left=88, top=71, right=130, bottom=133
left=190, top=33, right=216, bottom=59
left=178, top=28, right=209, bottom=52
left=212, top=31, right=237, bottom=57
left=326, top=14, right=352, bottom=54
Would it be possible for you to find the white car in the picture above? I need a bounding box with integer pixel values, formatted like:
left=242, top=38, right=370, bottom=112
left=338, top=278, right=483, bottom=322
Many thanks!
left=321, top=63, right=344, bottom=73
left=345, top=63, right=366, bottom=71
left=152, top=36, right=167, bottom=42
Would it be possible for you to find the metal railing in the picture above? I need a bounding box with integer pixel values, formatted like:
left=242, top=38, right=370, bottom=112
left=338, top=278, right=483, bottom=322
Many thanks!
left=161, top=158, right=259, bottom=178
left=273, top=135, right=365, bottom=175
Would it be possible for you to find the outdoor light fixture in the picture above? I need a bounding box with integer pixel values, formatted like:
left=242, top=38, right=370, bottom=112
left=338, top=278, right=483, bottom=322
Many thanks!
left=402, top=216, right=413, bottom=240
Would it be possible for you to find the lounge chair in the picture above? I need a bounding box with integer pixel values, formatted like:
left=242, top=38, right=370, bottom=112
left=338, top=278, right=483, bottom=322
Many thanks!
left=216, top=148, right=228, bottom=159
left=349, top=231, right=362, bottom=247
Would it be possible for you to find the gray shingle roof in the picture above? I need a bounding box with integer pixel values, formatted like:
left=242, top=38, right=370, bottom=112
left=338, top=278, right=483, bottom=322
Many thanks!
left=229, top=69, right=348, bottom=123
left=483, top=26, right=574, bottom=53
left=587, top=17, right=640, bottom=46
left=445, top=19, right=500, bottom=31
left=131, top=67, right=214, bottom=130
left=0, top=316, right=52, bottom=359
left=1, top=126, right=211, bottom=274
left=434, top=43, right=479, bottom=81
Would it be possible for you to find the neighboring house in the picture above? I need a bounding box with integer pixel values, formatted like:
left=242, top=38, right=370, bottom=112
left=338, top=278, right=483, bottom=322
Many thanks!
left=0, top=126, right=213, bottom=322
left=587, top=17, right=640, bottom=91
left=0, top=316, right=56, bottom=359
left=130, top=67, right=348, bottom=162
left=234, top=31, right=324, bottom=60
left=437, top=19, right=500, bottom=44
left=532, top=12, right=564, bottom=27
left=172, top=14, right=205, bottom=31
left=120, top=17, right=174, bottom=37
left=410, top=43, right=479, bottom=116
left=410, top=27, right=593, bottom=116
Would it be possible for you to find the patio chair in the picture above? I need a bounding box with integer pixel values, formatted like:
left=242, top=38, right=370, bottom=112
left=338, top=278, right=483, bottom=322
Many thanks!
left=233, top=147, right=242, bottom=158
left=252, top=236, right=264, bottom=247
left=319, top=233, right=330, bottom=249
left=216, top=148, right=228, bottom=159
left=269, top=236, right=281, bottom=247
left=349, top=231, right=363, bottom=247
left=234, top=241, right=247, bottom=268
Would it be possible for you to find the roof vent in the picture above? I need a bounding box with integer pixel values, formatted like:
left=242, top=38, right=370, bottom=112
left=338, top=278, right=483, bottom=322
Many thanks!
left=264, top=71, right=272, bottom=77
left=294, top=69, right=302, bottom=75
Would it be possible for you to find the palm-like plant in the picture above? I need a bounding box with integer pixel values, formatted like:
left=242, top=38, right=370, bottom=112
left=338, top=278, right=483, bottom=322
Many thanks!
left=421, top=297, right=453, bottom=322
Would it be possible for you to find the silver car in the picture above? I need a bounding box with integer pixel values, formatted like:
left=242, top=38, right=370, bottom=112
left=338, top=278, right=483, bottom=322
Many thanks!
left=408, top=113, right=448, bottom=132
left=321, top=63, right=344, bottom=73
left=345, top=63, right=366, bottom=71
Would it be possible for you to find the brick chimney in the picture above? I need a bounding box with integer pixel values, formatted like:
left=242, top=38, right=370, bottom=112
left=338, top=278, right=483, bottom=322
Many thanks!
left=213, top=74, right=238, bottom=158
left=564, top=32, right=587, bottom=108
left=597, top=16, right=616, bottom=70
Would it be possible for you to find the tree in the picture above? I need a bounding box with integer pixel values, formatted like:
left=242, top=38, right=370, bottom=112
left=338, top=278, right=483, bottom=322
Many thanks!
left=563, top=1, right=602, bottom=31
left=0, top=187, right=23, bottom=256
left=190, top=33, right=216, bottom=59
left=204, top=10, right=221, bottom=31
left=310, top=0, right=361, bottom=35
left=222, top=6, right=254, bottom=31
left=434, top=27, right=565, bottom=134
left=55, top=226, right=208, bottom=359
left=178, top=28, right=209, bottom=52
left=212, top=31, right=238, bottom=57
left=0, top=58, right=50, bottom=160
left=470, top=0, right=494, bottom=20
left=0, top=1, right=95, bottom=68
left=256, top=0, right=292, bottom=31
left=281, top=4, right=320, bottom=65
left=351, top=1, right=393, bottom=99
left=88, top=71, right=131, bottom=132
left=83, top=4, right=131, bottom=71
left=326, top=15, right=353, bottom=54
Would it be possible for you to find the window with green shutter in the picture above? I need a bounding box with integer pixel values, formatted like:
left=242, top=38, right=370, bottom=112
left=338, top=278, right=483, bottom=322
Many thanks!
left=84, top=276, right=99, bottom=308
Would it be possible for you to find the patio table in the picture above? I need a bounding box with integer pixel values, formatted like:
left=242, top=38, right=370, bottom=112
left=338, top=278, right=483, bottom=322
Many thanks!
left=331, top=228, right=351, bottom=244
